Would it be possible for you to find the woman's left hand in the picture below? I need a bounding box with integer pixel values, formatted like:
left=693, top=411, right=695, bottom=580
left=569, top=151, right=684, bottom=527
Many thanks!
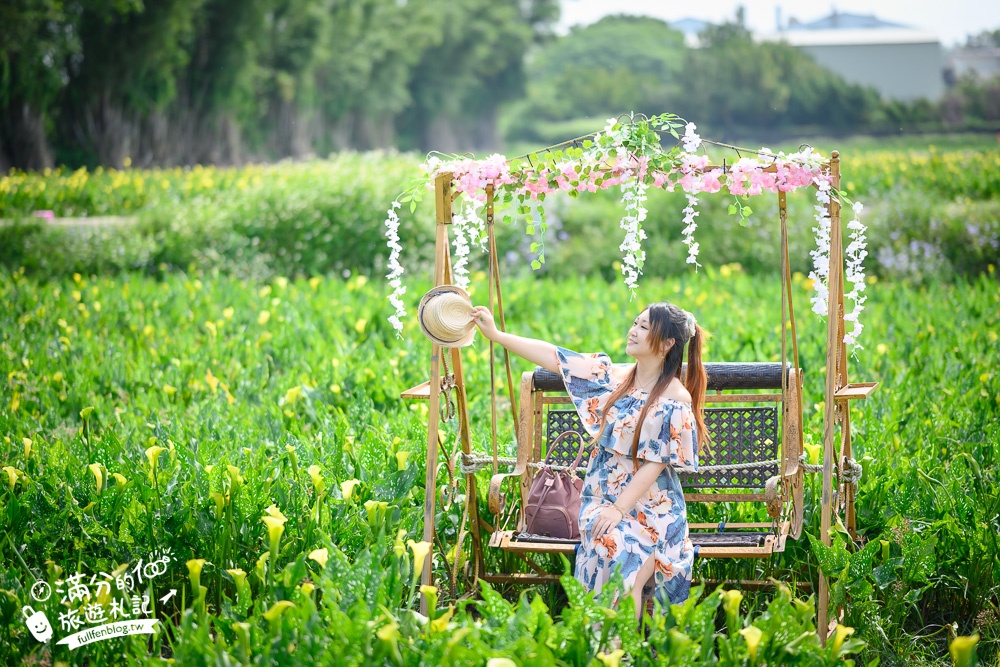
left=592, top=504, right=626, bottom=538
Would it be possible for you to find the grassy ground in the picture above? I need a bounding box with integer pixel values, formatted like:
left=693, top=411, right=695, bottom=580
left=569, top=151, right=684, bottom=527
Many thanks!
left=1, top=266, right=997, bottom=664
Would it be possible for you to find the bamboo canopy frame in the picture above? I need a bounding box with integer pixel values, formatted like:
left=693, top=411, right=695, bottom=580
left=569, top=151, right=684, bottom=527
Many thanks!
left=402, top=142, right=877, bottom=643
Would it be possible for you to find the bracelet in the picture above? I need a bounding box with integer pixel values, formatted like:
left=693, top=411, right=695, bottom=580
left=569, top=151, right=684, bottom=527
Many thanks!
left=611, top=503, right=628, bottom=519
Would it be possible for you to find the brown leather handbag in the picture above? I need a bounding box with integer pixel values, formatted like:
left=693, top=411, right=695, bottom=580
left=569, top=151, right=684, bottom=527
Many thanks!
left=522, top=431, right=589, bottom=540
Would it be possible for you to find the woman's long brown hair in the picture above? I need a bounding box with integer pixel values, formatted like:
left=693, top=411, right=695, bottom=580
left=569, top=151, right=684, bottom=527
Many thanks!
left=590, top=302, right=709, bottom=460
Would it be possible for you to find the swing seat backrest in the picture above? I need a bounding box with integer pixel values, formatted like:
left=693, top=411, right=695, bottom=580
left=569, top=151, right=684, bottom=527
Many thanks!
left=486, top=362, right=805, bottom=560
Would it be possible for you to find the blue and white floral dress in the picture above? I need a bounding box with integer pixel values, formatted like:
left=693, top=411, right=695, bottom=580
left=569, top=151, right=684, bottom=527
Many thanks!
left=556, top=347, right=700, bottom=608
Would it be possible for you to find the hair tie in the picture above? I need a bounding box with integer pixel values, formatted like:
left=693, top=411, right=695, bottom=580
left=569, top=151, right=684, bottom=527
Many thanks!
left=685, top=311, right=697, bottom=339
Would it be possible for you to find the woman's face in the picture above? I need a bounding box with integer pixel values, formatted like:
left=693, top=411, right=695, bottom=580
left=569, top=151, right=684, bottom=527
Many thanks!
left=625, top=309, right=656, bottom=359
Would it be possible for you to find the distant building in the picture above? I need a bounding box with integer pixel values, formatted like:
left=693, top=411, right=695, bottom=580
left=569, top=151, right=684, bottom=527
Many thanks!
left=946, top=47, right=1000, bottom=84
left=759, top=10, right=944, bottom=101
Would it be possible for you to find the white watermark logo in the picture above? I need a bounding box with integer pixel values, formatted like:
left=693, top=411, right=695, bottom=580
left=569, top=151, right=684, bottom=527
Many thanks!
left=22, top=548, right=176, bottom=650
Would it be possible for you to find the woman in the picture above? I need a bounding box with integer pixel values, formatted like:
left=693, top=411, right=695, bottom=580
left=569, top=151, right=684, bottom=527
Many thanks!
left=470, top=301, right=707, bottom=616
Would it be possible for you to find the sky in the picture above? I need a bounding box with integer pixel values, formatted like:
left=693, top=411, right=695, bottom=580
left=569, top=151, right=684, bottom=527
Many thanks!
left=557, top=1, right=1000, bottom=47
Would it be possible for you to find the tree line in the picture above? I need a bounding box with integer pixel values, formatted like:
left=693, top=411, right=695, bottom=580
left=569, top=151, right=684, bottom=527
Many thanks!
left=505, top=15, right=1000, bottom=146
left=2, top=3, right=997, bottom=171
left=1, top=0, right=557, bottom=170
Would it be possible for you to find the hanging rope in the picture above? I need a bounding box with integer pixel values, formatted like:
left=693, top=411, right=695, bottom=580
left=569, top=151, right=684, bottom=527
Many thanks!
left=438, top=355, right=456, bottom=422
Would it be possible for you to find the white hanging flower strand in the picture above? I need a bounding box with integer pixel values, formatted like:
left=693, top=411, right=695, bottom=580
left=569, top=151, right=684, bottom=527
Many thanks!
left=450, top=200, right=475, bottom=290
left=681, top=194, right=701, bottom=269
left=618, top=171, right=648, bottom=297
left=383, top=200, right=406, bottom=335
left=843, top=200, right=868, bottom=348
left=809, top=178, right=833, bottom=317
left=384, top=117, right=868, bottom=351
left=682, top=122, right=702, bottom=153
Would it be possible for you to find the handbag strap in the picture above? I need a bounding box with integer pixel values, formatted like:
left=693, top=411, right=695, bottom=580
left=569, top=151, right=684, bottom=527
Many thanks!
left=543, top=430, right=589, bottom=472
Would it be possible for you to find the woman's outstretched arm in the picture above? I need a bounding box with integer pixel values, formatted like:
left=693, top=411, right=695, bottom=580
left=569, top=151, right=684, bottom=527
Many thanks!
left=470, top=305, right=559, bottom=373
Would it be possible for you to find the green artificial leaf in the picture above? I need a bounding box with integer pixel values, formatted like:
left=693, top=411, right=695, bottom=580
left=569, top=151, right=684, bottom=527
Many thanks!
left=531, top=260, right=541, bottom=270
left=728, top=204, right=738, bottom=215
left=525, top=225, right=535, bottom=235
left=409, top=201, right=417, bottom=213
left=743, top=206, right=753, bottom=217
left=529, top=242, right=539, bottom=252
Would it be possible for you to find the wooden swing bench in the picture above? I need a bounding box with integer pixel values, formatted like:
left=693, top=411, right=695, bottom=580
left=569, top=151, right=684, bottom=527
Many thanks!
left=482, top=361, right=805, bottom=579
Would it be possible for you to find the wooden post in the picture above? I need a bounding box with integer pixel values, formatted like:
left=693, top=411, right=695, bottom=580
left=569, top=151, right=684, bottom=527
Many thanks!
left=818, top=151, right=843, bottom=643
left=421, top=173, right=454, bottom=614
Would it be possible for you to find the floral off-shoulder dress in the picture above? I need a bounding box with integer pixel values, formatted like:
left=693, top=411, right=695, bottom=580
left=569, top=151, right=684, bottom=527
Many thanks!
left=556, top=347, right=700, bottom=608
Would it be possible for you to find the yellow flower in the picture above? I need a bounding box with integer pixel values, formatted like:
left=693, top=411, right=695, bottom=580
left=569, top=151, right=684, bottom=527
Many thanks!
left=23, top=437, right=32, bottom=458
left=597, top=650, right=625, bottom=667
left=395, top=451, right=411, bottom=471
left=163, top=384, right=177, bottom=396
left=740, top=626, right=763, bottom=663
left=227, top=568, right=247, bottom=587
left=407, top=540, right=431, bottom=580
left=262, top=516, right=286, bottom=556
left=830, top=623, right=855, bottom=655
left=264, top=504, right=287, bottom=522
left=282, top=385, right=302, bottom=405
left=949, top=633, right=979, bottom=667
left=364, top=500, right=388, bottom=528
left=354, top=319, right=367, bottom=334
left=340, top=478, right=361, bottom=502
left=112, top=473, right=127, bottom=487
left=308, top=548, right=329, bottom=568
left=258, top=310, right=271, bottom=325
left=486, top=660, right=517, bottom=667
left=308, top=277, right=321, bottom=290
left=223, top=307, right=235, bottom=320
left=263, top=600, right=294, bottom=622
left=145, top=445, right=167, bottom=472
left=227, top=465, right=243, bottom=490
left=210, top=491, right=227, bottom=517
left=205, top=369, right=219, bottom=392
left=3, top=466, right=24, bottom=490
left=393, top=529, right=407, bottom=557
left=88, top=463, right=104, bottom=495
left=187, top=558, right=206, bottom=579
left=307, top=465, right=325, bottom=494
left=376, top=618, right=400, bottom=642
left=804, top=442, right=821, bottom=466
left=430, top=605, right=453, bottom=633
left=723, top=588, right=743, bottom=625
left=299, top=582, right=315, bottom=596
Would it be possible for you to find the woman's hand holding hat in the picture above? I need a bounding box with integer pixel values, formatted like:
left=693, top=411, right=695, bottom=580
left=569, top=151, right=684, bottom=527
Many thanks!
left=469, top=306, right=500, bottom=341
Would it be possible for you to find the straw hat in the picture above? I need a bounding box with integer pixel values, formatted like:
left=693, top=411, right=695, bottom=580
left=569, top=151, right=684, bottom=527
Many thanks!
left=418, top=285, right=476, bottom=348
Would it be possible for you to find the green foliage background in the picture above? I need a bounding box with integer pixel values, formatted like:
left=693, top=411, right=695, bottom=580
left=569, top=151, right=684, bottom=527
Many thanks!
left=0, top=138, right=998, bottom=662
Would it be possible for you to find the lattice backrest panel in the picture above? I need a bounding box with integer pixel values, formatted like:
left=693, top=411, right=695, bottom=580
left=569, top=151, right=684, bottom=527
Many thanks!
left=545, top=406, right=779, bottom=489
left=544, top=411, right=594, bottom=475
